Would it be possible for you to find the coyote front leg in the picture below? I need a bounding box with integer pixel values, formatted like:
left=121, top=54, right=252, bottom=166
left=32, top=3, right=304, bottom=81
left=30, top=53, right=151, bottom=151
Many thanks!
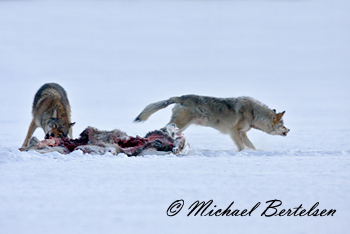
left=229, top=129, right=245, bottom=151
left=240, top=131, right=256, bottom=150
left=22, top=119, right=37, bottom=147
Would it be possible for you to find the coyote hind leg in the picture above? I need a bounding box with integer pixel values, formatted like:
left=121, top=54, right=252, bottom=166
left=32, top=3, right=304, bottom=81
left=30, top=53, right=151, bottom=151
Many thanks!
left=167, top=105, right=193, bottom=132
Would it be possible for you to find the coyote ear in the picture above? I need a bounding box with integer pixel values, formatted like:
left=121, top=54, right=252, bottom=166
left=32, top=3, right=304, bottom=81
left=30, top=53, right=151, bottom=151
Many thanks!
left=69, top=122, right=76, bottom=127
left=276, top=111, right=285, bottom=121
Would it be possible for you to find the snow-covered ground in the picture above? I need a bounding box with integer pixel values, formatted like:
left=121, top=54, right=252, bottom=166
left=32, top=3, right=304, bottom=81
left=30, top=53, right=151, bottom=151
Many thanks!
left=0, top=1, right=349, bottom=233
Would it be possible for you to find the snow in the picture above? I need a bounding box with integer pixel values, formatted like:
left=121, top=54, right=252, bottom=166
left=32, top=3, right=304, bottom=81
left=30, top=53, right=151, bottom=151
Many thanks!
left=0, top=0, right=349, bottom=233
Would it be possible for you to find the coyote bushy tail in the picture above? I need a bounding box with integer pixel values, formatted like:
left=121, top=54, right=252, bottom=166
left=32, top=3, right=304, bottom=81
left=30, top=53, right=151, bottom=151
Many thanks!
left=134, top=97, right=180, bottom=122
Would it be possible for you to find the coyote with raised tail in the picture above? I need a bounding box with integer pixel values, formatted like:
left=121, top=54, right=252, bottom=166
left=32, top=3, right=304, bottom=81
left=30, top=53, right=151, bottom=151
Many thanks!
left=21, top=83, right=75, bottom=149
left=135, top=95, right=290, bottom=151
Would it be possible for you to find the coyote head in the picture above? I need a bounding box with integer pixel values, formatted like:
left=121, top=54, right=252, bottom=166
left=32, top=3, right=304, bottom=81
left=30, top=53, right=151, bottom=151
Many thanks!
left=45, top=119, right=75, bottom=139
left=269, top=110, right=290, bottom=136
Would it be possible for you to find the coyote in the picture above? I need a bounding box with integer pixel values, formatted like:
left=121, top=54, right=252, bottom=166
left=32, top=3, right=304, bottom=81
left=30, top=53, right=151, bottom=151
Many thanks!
left=135, top=95, right=290, bottom=151
left=21, top=83, right=75, bottom=148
